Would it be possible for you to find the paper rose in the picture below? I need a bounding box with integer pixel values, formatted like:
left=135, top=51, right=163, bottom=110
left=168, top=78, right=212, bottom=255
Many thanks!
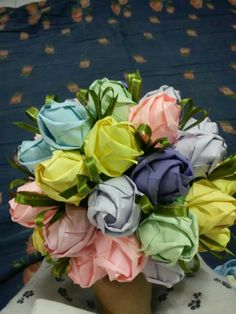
left=37, top=99, right=92, bottom=150
left=95, top=232, right=148, bottom=282
left=18, top=138, right=52, bottom=173
left=9, top=181, right=58, bottom=228
left=137, top=212, right=198, bottom=265
left=143, top=260, right=184, bottom=287
left=84, top=116, right=143, bottom=177
left=175, top=117, right=227, bottom=176
left=88, top=78, right=136, bottom=122
left=43, top=205, right=96, bottom=258
left=141, top=85, right=181, bottom=103
left=35, top=150, right=88, bottom=205
left=131, top=148, right=194, bottom=204
left=87, top=176, right=142, bottom=237
left=186, top=179, right=236, bottom=250
left=129, top=92, right=181, bottom=145
left=32, top=228, right=47, bottom=256
left=68, top=245, right=106, bottom=288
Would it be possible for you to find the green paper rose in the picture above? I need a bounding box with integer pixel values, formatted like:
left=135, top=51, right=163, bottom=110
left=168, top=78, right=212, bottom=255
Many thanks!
left=137, top=212, right=198, bottom=265
left=88, top=78, right=136, bottom=122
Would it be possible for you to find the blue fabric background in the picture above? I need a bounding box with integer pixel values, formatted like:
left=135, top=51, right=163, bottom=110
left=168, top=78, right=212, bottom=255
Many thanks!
left=0, top=0, right=236, bottom=309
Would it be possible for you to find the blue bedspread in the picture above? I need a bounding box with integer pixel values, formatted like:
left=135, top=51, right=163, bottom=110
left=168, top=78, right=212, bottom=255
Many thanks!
left=0, top=0, right=236, bottom=309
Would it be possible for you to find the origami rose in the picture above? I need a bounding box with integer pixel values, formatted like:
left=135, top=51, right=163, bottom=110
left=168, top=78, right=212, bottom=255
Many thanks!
left=68, top=244, right=106, bottom=288
left=141, top=85, right=181, bottom=103
left=44, top=205, right=96, bottom=257
left=129, top=92, right=181, bottom=145
left=9, top=181, right=57, bottom=228
left=87, top=176, right=142, bottom=237
left=143, top=260, right=184, bottom=287
left=32, top=228, right=47, bottom=256
left=175, top=117, right=227, bottom=176
left=95, top=232, right=148, bottom=282
left=137, top=212, right=198, bottom=265
left=84, top=116, right=143, bottom=177
left=131, top=148, right=194, bottom=204
left=186, top=179, right=236, bottom=250
left=88, top=78, right=135, bottom=122
left=18, top=138, right=52, bottom=173
left=37, top=99, right=92, bottom=150
left=35, top=150, right=87, bottom=205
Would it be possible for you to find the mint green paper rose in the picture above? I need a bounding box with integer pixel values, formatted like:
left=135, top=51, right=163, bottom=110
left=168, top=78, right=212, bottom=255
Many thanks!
left=88, top=78, right=136, bottom=122
left=137, top=212, right=198, bottom=265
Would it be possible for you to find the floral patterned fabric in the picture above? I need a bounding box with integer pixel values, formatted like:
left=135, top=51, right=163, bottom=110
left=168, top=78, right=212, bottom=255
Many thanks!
left=0, top=0, right=236, bottom=310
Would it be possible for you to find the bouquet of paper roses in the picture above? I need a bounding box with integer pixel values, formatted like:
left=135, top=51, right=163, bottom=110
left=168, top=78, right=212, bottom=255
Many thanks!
left=9, top=72, right=236, bottom=288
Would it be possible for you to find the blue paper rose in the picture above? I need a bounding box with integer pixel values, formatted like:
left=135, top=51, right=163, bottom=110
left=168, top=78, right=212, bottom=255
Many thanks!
left=18, top=138, right=52, bottom=173
left=87, top=176, right=142, bottom=237
left=37, top=99, right=92, bottom=150
left=131, top=148, right=194, bottom=204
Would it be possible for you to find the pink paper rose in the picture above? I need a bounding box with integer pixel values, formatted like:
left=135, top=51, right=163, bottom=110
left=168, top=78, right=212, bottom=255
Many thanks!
left=9, top=181, right=57, bottom=228
left=68, top=244, right=106, bottom=288
left=129, top=93, right=180, bottom=145
left=43, top=205, right=96, bottom=258
left=95, top=233, right=147, bottom=282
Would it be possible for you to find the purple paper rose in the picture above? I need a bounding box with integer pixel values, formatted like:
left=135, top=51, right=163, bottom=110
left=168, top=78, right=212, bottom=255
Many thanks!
left=131, top=148, right=194, bottom=204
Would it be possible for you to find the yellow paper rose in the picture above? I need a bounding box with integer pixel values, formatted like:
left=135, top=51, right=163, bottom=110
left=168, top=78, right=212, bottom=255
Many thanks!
left=186, top=179, right=236, bottom=251
left=211, top=179, right=236, bottom=196
left=32, top=228, right=47, bottom=256
left=84, top=116, right=143, bottom=177
left=198, top=227, right=230, bottom=252
left=35, top=150, right=87, bottom=205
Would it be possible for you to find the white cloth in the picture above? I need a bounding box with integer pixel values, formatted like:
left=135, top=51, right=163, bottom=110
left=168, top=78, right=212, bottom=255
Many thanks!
left=1, top=258, right=236, bottom=314
left=31, top=299, right=93, bottom=314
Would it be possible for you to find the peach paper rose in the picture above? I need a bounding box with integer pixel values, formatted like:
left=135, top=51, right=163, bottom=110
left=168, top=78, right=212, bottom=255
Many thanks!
left=129, top=93, right=180, bottom=145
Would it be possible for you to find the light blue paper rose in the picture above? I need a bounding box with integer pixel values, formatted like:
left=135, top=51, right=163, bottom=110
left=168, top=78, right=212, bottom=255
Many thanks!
left=18, top=138, right=52, bottom=173
left=87, top=175, right=142, bottom=237
left=37, top=99, right=92, bottom=150
left=87, top=78, right=136, bottom=122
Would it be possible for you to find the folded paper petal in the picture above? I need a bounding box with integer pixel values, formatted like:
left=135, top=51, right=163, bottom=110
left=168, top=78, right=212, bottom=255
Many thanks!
left=186, top=179, right=236, bottom=250
left=175, top=118, right=227, bottom=176
left=143, top=259, right=184, bottom=287
left=137, top=212, right=198, bottom=265
left=68, top=245, right=106, bottom=288
left=35, top=150, right=87, bottom=205
left=140, top=85, right=181, bottom=103
left=88, top=78, right=136, bottom=122
left=44, top=205, right=96, bottom=257
left=18, top=138, right=52, bottom=173
left=129, top=92, right=180, bottom=145
left=9, top=181, right=57, bottom=228
left=84, top=116, right=143, bottom=177
left=131, top=148, right=194, bottom=204
left=37, top=99, right=92, bottom=150
left=88, top=176, right=142, bottom=237
left=94, top=233, right=148, bottom=282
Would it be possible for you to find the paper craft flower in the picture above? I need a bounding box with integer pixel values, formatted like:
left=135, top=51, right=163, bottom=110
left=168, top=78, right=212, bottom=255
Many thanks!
left=37, top=99, right=92, bottom=150
left=88, top=78, right=135, bottom=122
left=143, top=260, right=184, bottom=287
left=131, top=148, right=194, bottom=204
left=94, top=232, right=148, bottom=282
left=35, top=150, right=87, bottom=205
left=9, top=181, right=57, bottom=228
left=87, top=176, right=142, bottom=237
left=68, top=244, right=106, bottom=288
left=84, top=116, right=143, bottom=177
left=44, top=205, right=96, bottom=257
left=32, top=228, right=47, bottom=256
left=186, top=179, right=236, bottom=250
left=137, top=212, right=198, bottom=265
left=129, top=92, right=180, bottom=145
left=141, top=85, right=181, bottom=103
left=18, top=138, right=52, bottom=173
left=175, top=117, right=227, bottom=176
